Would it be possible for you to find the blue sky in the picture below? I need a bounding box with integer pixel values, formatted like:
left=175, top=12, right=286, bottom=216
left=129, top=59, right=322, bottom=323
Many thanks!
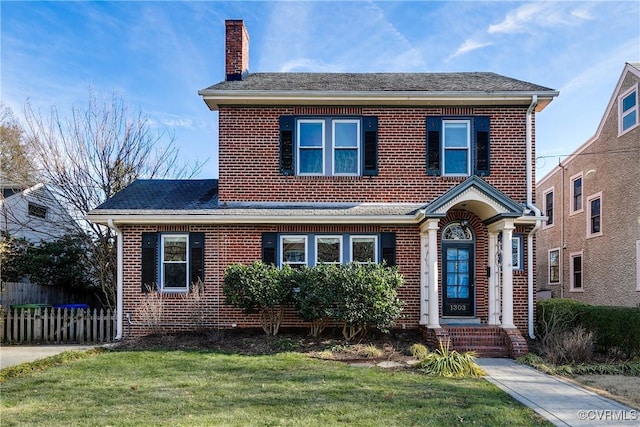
left=2, top=1, right=639, bottom=180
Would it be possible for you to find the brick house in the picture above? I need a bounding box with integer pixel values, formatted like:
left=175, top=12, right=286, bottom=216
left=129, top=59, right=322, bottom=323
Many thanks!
left=88, top=20, right=558, bottom=357
left=536, top=62, right=640, bottom=306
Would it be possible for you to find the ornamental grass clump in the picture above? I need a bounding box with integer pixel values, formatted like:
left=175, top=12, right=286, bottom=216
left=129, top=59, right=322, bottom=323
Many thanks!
left=418, top=339, right=485, bottom=378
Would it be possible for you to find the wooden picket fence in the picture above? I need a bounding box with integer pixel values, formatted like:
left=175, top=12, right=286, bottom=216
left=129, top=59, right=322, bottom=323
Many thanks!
left=1, top=307, right=117, bottom=344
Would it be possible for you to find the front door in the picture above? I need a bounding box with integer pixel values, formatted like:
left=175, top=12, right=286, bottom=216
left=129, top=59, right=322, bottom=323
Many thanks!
left=442, top=243, right=474, bottom=316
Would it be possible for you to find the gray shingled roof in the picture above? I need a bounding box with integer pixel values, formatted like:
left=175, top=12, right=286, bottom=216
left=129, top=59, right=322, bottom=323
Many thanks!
left=202, top=72, right=555, bottom=93
left=95, top=179, right=218, bottom=210
left=89, top=179, right=423, bottom=218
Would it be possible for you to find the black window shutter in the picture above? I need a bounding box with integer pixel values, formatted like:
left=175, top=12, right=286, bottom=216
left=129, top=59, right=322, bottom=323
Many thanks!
left=363, top=116, right=378, bottom=176
left=279, top=116, right=294, bottom=176
left=189, top=233, right=205, bottom=287
left=474, top=116, right=490, bottom=176
left=262, top=232, right=277, bottom=265
left=141, top=232, right=158, bottom=293
left=426, top=117, right=442, bottom=175
left=380, top=232, right=396, bottom=266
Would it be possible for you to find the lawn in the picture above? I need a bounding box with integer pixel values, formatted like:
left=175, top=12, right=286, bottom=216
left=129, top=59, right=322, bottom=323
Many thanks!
left=1, top=349, right=550, bottom=426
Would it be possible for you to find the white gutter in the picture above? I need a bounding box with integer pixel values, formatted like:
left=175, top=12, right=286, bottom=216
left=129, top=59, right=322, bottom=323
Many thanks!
left=199, top=90, right=557, bottom=111
left=87, top=213, right=421, bottom=226
left=107, top=219, right=124, bottom=340
left=526, top=95, right=541, bottom=340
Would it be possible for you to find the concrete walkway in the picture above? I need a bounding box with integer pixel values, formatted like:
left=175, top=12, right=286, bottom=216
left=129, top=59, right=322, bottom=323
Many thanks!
left=478, top=358, right=639, bottom=426
left=0, top=345, right=95, bottom=369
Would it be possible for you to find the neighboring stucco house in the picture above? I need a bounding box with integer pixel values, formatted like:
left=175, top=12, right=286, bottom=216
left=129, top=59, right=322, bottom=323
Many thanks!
left=1, top=181, right=78, bottom=243
left=536, top=62, right=640, bottom=307
left=88, top=20, right=558, bottom=357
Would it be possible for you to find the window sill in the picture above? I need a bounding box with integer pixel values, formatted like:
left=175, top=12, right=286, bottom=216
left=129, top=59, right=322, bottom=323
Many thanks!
left=569, top=209, right=584, bottom=217
left=586, top=232, right=603, bottom=239
left=569, top=288, right=584, bottom=293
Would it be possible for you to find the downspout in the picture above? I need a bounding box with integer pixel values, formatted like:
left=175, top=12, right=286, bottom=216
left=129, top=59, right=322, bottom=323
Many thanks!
left=108, top=219, right=124, bottom=340
left=526, top=95, right=540, bottom=339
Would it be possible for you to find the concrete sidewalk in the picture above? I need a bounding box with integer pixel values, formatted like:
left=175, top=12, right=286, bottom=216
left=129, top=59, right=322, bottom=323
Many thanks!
left=478, top=358, right=639, bottom=426
left=0, top=345, right=95, bottom=369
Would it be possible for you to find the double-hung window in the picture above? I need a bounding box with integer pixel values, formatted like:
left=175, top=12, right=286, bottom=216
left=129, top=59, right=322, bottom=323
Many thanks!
left=281, top=235, right=308, bottom=268
left=263, top=232, right=394, bottom=267
left=619, top=85, right=638, bottom=134
left=350, top=235, right=378, bottom=263
left=587, top=192, right=602, bottom=237
left=316, top=236, right=342, bottom=264
left=426, top=116, right=490, bottom=176
left=570, top=173, right=583, bottom=214
left=280, top=116, right=378, bottom=176
left=443, top=120, right=471, bottom=175
left=141, top=232, right=204, bottom=293
left=549, top=249, right=560, bottom=284
left=570, top=252, right=583, bottom=291
left=161, top=235, right=188, bottom=291
left=543, top=188, right=554, bottom=227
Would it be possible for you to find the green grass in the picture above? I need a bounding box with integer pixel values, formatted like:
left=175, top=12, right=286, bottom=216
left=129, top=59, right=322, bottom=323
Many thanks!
left=1, top=349, right=550, bottom=426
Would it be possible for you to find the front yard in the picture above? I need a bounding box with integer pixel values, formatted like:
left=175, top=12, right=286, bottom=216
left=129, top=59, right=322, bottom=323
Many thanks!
left=1, top=346, right=550, bottom=426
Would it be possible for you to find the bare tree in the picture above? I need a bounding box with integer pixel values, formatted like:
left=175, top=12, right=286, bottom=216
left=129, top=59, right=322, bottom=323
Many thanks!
left=21, top=90, right=204, bottom=308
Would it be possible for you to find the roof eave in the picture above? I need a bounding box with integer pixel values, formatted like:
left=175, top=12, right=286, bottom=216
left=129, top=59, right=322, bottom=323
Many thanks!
left=198, top=90, right=558, bottom=112
left=86, top=212, right=420, bottom=226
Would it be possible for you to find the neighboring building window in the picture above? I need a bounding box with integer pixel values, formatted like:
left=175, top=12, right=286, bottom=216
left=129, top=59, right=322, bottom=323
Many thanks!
left=543, top=189, right=554, bottom=226
left=281, top=236, right=308, bottom=267
left=570, top=173, right=583, bottom=214
left=619, top=84, right=638, bottom=134
left=512, top=235, right=523, bottom=270
left=587, top=192, right=602, bottom=237
left=570, top=252, right=583, bottom=291
left=161, top=234, right=189, bottom=291
left=279, top=116, right=378, bottom=177
left=265, top=233, right=394, bottom=267
left=425, top=116, right=490, bottom=176
left=549, top=249, right=560, bottom=284
left=28, top=203, right=47, bottom=219
left=316, top=235, right=342, bottom=264
left=636, top=240, right=640, bottom=291
left=350, top=235, right=378, bottom=263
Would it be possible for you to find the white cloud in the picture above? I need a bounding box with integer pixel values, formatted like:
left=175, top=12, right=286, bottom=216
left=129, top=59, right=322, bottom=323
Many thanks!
left=488, top=2, right=592, bottom=34
left=449, top=38, right=493, bottom=59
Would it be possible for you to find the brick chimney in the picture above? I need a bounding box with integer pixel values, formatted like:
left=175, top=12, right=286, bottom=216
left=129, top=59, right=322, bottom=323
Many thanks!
left=225, top=20, right=249, bottom=81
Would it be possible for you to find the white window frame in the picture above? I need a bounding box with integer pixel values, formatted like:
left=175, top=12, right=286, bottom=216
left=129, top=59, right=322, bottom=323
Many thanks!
left=280, top=235, right=308, bottom=267
left=332, top=119, right=361, bottom=176
left=442, top=119, right=471, bottom=176
left=543, top=187, right=555, bottom=228
left=160, top=234, right=189, bottom=292
left=511, top=235, right=522, bottom=270
left=548, top=248, right=560, bottom=285
left=586, top=192, right=603, bottom=238
left=569, top=172, right=583, bottom=215
left=349, top=235, right=379, bottom=264
left=569, top=251, right=583, bottom=292
left=636, top=240, right=640, bottom=291
left=315, top=235, right=343, bottom=265
left=296, top=119, right=325, bottom=176
left=619, top=83, right=639, bottom=135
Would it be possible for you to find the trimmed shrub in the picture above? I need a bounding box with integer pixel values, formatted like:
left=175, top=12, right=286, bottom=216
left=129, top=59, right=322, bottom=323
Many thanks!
left=536, top=298, right=588, bottom=338
left=292, top=265, right=336, bottom=337
left=223, top=262, right=294, bottom=336
left=578, top=305, right=640, bottom=358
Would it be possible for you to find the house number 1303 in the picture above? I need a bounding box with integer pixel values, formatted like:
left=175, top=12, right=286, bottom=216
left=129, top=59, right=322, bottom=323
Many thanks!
left=449, top=304, right=467, bottom=311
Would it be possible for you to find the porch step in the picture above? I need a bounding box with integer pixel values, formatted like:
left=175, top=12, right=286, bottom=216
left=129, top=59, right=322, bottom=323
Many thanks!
left=421, top=325, right=516, bottom=358
left=445, top=325, right=509, bottom=358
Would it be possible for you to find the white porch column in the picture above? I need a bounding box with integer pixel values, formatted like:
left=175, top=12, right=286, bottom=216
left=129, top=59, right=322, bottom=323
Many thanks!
left=419, top=224, right=428, bottom=325
left=487, top=230, right=500, bottom=325
left=501, top=220, right=515, bottom=328
left=426, top=219, right=440, bottom=328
